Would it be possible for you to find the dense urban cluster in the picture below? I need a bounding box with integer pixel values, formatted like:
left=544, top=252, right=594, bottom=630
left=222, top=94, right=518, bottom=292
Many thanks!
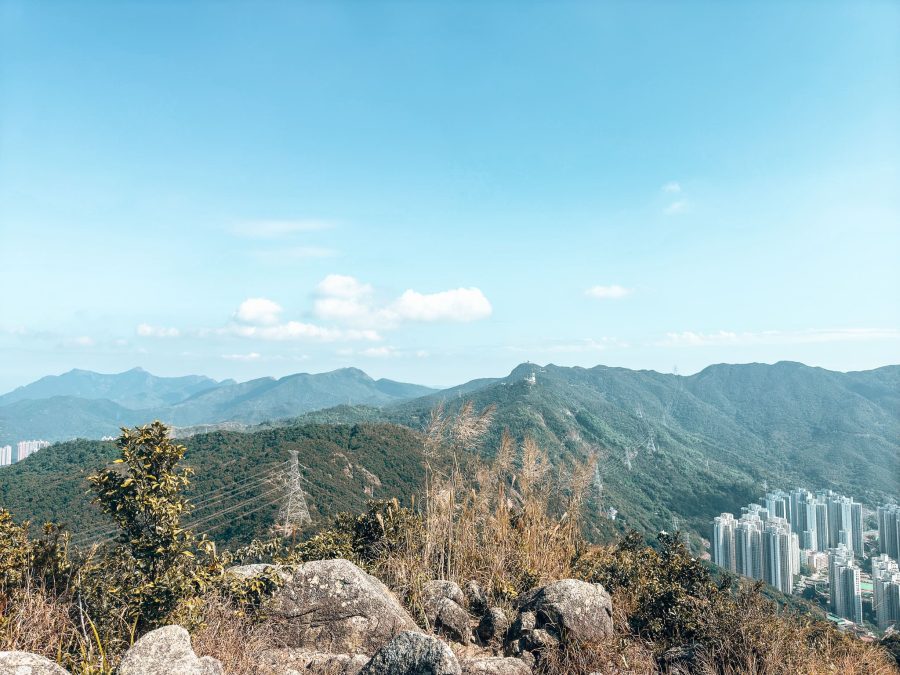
left=712, top=491, right=900, bottom=634
left=0, top=439, right=49, bottom=466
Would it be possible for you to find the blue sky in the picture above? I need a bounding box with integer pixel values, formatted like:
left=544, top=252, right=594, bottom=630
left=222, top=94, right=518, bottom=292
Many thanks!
left=1, top=0, right=898, bottom=391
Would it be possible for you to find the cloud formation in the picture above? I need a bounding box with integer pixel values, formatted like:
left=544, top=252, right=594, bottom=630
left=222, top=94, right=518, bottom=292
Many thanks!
left=660, top=328, right=900, bottom=347
left=136, top=323, right=181, bottom=338
left=234, top=298, right=283, bottom=326
left=314, top=275, right=493, bottom=327
left=662, top=181, right=682, bottom=194
left=222, top=352, right=262, bottom=361
left=585, top=285, right=632, bottom=300
left=231, top=220, right=333, bottom=238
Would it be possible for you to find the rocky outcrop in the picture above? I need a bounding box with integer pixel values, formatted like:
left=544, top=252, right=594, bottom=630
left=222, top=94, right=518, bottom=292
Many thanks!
left=513, top=579, right=612, bottom=644
left=464, top=581, right=488, bottom=615
left=422, top=580, right=472, bottom=644
left=230, top=559, right=419, bottom=656
left=460, top=656, right=532, bottom=675
left=476, top=607, right=509, bottom=646
left=358, top=631, right=461, bottom=675
left=258, top=648, right=369, bottom=675
left=505, top=579, right=613, bottom=665
left=423, top=580, right=467, bottom=609
left=117, top=625, right=223, bottom=675
left=0, top=652, right=71, bottom=675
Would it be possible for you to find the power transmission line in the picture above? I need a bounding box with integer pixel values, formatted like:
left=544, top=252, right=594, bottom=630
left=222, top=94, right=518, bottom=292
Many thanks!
left=275, top=450, right=311, bottom=537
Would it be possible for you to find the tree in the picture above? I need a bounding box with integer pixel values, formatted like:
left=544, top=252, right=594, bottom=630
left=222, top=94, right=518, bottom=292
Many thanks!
left=87, top=421, right=203, bottom=626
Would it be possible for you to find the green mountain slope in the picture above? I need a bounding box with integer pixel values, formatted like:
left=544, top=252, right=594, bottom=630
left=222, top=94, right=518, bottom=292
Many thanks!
left=0, top=368, right=437, bottom=444
left=398, top=362, right=899, bottom=540
left=0, top=396, right=146, bottom=445
left=282, top=362, right=898, bottom=542
left=0, top=367, right=228, bottom=409
left=0, top=422, right=426, bottom=548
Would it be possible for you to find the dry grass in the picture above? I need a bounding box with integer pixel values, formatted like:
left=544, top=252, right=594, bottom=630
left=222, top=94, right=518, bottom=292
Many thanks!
left=0, top=584, right=113, bottom=674
left=190, top=594, right=275, bottom=675
left=374, top=403, right=593, bottom=619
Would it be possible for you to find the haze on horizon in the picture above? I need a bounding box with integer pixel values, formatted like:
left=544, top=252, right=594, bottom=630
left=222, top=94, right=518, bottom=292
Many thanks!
left=1, top=1, right=898, bottom=392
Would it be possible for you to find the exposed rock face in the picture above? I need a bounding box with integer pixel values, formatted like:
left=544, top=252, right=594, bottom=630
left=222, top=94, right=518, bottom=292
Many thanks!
left=359, top=631, right=461, bottom=675
left=231, top=559, right=419, bottom=656
left=117, top=625, right=223, bottom=675
left=460, top=656, right=532, bottom=675
left=258, top=648, right=369, bottom=675
left=423, top=580, right=467, bottom=608
left=422, top=580, right=472, bottom=644
left=0, top=652, right=71, bottom=675
left=514, top=579, right=613, bottom=645
left=476, top=607, right=509, bottom=645
left=464, top=581, right=488, bottom=615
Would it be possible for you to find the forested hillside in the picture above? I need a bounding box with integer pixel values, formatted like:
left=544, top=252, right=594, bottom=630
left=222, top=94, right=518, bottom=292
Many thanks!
left=0, top=423, right=426, bottom=548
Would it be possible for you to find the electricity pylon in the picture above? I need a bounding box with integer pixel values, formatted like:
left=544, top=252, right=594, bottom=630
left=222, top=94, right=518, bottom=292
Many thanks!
left=276, top=450, right=311, bottom=537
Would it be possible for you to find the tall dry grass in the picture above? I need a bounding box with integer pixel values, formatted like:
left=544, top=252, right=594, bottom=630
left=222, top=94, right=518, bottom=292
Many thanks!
left=374, top=401, right=595, bottom=619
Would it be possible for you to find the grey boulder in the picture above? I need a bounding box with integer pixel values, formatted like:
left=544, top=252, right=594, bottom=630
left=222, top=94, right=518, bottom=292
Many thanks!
left=461, top=657, right=532, bottom=675
left=476, top=607, right=509, bottom=645
left=117, top=625, right=222, bottom=675
left=258, top=648, right=369, bottom=675
left=0, top=652, right=71, bottom=675
left=359, top=631, right=461, bottom=675
left=515, top=579, right=613, bottom=644
left=232, top=559, right=419, bottom=656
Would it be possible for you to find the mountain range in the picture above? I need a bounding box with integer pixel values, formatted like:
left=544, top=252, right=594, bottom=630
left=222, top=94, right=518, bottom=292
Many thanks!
left=0, top=367, right=436, bottom=445
left=0, top=361, right=897, bottom=547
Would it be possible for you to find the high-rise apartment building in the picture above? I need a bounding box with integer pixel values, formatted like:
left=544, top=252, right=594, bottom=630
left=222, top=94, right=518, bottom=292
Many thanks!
left=712, top=508, right=798, bottom=595
left=763, top=516, right=798, bottom=595
left=818, top=491, right=863, bottom=556
left=872, top=554, right=900, bottom=631
left=14, top=439, right=50, bottom=463
left=878, top=504, right=900, bottom=560
left=791, top=488, right=818, bottom=550
left=0, top=445, right=11, bottom=466
left=828, top=544, right=863, bottom=624
left=712, top=513, right=737, bottom=572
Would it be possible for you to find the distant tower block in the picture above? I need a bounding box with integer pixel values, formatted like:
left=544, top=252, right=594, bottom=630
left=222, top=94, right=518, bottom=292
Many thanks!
left=277, top=450, right=312, bottom=536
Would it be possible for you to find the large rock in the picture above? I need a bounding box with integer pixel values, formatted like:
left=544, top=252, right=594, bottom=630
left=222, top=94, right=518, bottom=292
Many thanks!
left=0, top=652, right=71, bottom=675
left=461, top=657, right=532, bottom=675
left=259, top=648, right=369, bottom=675
left=117, top=625, right=222, bottom=675
left=464, top=581, right=488, bottom=615
left=423, top=580, right=467, bottom=609
left=476, top=607, right=509, bottom=645
left=514, top=579, right=613, bottom=644
left=422, top=579, right=472, bottom=644
left=359, top=631, right=461, bottom=675
left=232, top=559, right=419, bottom=656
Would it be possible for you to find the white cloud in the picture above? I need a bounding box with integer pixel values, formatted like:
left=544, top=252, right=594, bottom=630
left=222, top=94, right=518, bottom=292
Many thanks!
left=253, top=246, right=337, bottom=261
left=664, top=199, right=689, bottom=215
left=388, top=287, right=492, bottom=322
left=67, top=335, right=95, bottom=347
left=585, top=285, right=632, bottom=300
left=222, top=352, right=261, bottom=361
left=234, top=298, right=283, bottom=326
left=314, top=276, right=492, bottom=326
left=317, top=274, right=373, bottom=299
left=662, top=181, right=682, bottom=194
left=659, top=328, right=900, bottom=347
left=229, top=321, right=380, bottom=343
left=231, top=220, right=333, bottom=238
left=136, top=323, right=181, bottom=338
left=360, top=346, right=395, bottom=358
